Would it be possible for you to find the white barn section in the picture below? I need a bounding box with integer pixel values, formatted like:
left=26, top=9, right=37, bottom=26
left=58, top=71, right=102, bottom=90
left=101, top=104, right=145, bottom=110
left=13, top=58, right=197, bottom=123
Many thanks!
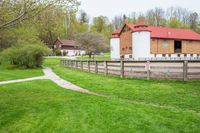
left=110, top=38, right=120, bottom=60
left=132, top=31, right=151, bottom=60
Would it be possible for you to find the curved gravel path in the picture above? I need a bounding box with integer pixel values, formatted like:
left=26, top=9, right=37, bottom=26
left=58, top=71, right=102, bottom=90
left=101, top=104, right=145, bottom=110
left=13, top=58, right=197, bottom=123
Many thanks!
left=0, top=67, right=103, bottom=96
left=43, top=67, right=103, bottom=96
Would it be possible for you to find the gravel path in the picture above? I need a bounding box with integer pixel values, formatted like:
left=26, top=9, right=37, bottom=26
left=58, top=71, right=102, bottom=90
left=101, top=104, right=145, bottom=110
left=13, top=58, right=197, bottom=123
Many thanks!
left=43, top=67, right=103, bottom=96
left=0, top=76, right=46, bottom=85
left=0, top=67, right=103, bottom=96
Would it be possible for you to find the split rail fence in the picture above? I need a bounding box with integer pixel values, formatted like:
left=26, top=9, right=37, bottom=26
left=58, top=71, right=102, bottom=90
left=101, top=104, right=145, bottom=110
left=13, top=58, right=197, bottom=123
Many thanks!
left=61, top=60, right=200, bottom=81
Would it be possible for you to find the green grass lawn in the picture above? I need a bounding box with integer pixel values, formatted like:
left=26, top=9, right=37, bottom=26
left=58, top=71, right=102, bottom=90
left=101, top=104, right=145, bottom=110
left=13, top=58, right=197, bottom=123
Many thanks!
left=0, top=64, right=43, bottom=81
left=44, top=58, right=200, bottom=112
left=0, top=58, right=200, bottom=132
left=77, top=53, right=110, bottom=60
left=0, top=80, right=200, bottom=133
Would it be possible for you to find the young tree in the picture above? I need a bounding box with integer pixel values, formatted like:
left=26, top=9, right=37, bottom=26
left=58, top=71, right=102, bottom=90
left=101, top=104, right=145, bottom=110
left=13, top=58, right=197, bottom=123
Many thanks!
left=75, top=32, right=107, bottom=59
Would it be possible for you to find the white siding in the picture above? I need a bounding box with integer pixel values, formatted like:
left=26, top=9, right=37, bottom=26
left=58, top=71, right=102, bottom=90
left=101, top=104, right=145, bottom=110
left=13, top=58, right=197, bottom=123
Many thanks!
left=132, top=31, right=151, bottom=60
left=110, top=38, right=120, bottom=60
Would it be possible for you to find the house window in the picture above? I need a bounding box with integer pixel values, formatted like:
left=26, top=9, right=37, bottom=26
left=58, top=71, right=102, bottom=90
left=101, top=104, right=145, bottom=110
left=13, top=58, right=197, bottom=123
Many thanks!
left=122, top=48, right=125, bottom=51
left=129, top=55, right=132, bottom=58
left=129, top=47, right=132, bottom=50
left=162, top=54, right=166, bottom=57
left=197, top=54, right=200, bottom=57
left=152, top=39, right=155, bottom=42
left=191, top=54, right=193, bottom=57
left=178, top=54, right=181, bottom=57
left=169, top=54, right=171, bottom=57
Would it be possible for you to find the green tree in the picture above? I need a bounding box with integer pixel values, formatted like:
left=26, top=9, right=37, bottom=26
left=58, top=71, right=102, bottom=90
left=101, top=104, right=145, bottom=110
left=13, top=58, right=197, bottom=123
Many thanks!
left=167, top=18, right=189, bottom=29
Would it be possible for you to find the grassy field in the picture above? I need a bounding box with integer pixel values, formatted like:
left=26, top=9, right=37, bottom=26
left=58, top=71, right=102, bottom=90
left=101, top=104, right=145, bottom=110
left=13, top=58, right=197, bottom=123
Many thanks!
left=44, top=58, right=200, bottom=112
left=0, top=58, right=200, bottom=132
left=77, top=53, right=110, bottom=60
left=0, top=80, right=200, bottom=133
left=0, top=64, right=43, bottom=81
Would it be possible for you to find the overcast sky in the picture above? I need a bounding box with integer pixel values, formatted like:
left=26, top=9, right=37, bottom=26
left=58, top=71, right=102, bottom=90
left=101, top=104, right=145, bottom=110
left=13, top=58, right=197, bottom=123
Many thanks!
left=79, top=0, right=200, bottom=20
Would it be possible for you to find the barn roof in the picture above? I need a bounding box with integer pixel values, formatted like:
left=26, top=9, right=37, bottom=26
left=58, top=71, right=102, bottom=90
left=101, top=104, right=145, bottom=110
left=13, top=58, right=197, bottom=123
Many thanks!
left=111, top=29, right=121, bottom=38
left=118, top=23, right=200, bottom=41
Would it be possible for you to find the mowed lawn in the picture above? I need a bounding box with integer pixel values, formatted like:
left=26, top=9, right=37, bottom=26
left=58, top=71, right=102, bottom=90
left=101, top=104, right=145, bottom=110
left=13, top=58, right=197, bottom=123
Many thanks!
left=77, top=53, right=110, bottom=60
left=45, top=59, right=200, bottom=112
left=0, top=80, right=200, bottom=133
left=0, top=58, right=200, bottom=132
left=0, top=64, right=43, bottom=81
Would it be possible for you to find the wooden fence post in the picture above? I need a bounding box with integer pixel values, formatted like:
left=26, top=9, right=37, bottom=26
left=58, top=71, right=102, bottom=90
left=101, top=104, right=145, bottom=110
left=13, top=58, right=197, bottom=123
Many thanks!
left=120, top=60, right=124, bottom=78
left=146, top=61, right=150, bottom=80
left=183, top=60, right=188, bottom=81
left=60, top=60, right=63, bottom=66
left=88, top=61, right=90, bottom=72
left=95, top=61, right=98, bottom=73
left=104, top=61, right=108, bottom=75
left=75, top=61, right=78, bottom=68
left=67, top=60, right=69, bottom=66
left=81, top=61, right=83, bottom=70
left=64, top=60, right=66, bottom=66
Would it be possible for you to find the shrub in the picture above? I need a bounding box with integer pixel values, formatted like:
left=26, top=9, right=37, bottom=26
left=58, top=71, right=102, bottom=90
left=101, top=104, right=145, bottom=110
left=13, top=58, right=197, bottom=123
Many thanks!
left=0, top=42, right=50, bottom=68
left=54, top=48, right=62, bottom=56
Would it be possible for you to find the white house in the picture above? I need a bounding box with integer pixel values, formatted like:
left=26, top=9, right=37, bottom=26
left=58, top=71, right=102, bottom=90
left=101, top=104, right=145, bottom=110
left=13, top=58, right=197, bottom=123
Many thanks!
left=53, top=39, right=85, bottom=56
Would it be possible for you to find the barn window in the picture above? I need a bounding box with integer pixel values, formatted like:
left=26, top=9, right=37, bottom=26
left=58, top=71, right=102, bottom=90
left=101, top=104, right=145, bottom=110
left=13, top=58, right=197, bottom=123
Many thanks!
left=174, top=40, right=182, bottom=53
left=162, top=40, right=168, bottom=48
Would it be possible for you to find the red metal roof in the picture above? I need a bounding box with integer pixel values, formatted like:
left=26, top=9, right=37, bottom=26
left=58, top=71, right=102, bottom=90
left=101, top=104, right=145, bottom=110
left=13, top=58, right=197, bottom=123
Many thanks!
left=111, top=29, right=120, bottom=38
left=125, top=24, right=200, bottom=41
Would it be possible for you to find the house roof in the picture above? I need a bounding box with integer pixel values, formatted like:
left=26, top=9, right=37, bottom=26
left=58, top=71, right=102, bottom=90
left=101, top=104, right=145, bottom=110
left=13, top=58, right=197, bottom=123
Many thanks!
left=118, top=23, right=200, bottom=41
left=55, top=39, right=79, bottom=47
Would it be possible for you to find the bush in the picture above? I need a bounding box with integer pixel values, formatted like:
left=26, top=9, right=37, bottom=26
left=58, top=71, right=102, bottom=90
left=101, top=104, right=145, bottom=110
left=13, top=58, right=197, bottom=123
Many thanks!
left=0, top=43, right=50, bottom=68
left=54, top=48, right=62, bottom=56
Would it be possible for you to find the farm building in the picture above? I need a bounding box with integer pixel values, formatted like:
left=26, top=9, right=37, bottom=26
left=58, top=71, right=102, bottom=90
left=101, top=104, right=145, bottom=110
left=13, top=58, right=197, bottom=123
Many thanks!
left=53, top=38, right=85, bottom=56
left=110, top=22, right=200, bottom=60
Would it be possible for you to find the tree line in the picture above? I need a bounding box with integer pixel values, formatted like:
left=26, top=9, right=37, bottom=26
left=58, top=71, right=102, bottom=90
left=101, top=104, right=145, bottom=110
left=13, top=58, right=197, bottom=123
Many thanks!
left=1, top=0, right=200, bottom=53
left=112, top=7, right=199, bottom=32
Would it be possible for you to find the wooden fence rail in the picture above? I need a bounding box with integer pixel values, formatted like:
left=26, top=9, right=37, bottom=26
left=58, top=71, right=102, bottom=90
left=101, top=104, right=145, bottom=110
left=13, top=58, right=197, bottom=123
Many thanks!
left=60, top=60, right=200, bottom=81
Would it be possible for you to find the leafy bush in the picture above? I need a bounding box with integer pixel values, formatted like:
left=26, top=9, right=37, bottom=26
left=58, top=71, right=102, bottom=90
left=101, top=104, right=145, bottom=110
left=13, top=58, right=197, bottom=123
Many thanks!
left=54, top=48, right=62, bottom=56
left=0, top=42, right=50, bottom=68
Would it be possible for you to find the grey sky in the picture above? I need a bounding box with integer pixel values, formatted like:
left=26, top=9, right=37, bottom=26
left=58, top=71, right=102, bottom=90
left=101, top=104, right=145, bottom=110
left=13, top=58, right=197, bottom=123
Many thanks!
left=79, top=0, right=200, bottom=20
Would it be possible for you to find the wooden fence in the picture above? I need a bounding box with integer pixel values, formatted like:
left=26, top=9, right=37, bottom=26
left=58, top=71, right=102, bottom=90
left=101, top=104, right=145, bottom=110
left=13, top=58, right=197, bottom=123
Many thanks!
left=60, top=60, right=200, bottom=81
